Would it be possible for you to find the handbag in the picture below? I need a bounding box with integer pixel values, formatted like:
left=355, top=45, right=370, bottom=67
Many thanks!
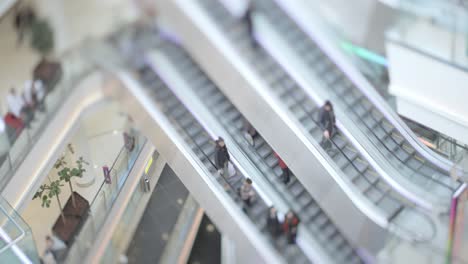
left=228, top=162, right=237, bottom=177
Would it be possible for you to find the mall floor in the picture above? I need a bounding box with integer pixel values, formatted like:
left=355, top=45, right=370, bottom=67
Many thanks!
left=126, top=165, right=189, bottom=263
left=188, top=215, right=221, bottom=264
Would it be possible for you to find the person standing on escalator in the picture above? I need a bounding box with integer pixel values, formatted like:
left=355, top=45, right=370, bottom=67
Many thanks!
left=215, top=137, right=230, bottom=177
left=240, top=178, right=256, bottom=207
left=243, top=1, right=257, bottom=48
left=243, top=120, right=257, bottom=146
left=274, top=152, right=290, bottom=184
left=318, top=100, right=336, bottom=151
left=266, top=206, right=281, bottom=238
left=283, top=210, right=300, bottom=244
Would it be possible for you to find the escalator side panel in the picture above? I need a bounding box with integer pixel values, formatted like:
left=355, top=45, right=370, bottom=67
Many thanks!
left=155, top=0, right=388, bottom=254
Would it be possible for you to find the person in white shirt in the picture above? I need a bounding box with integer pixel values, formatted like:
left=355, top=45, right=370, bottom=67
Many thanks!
left=23, top=80, right=35, bottom=108
left=6, top=88, right=25, bottom=118
left=28, top=79, right=46, bottom=111
left=34, top=80, right=45, bottom=102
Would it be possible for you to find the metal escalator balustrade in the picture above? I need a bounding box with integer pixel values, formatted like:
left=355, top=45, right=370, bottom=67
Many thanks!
left=137, top=65, right=301, bottom=263
left=256, top=0, right=460, bottom=202
left=193, top=0, right=435, bottom=241
left=253, top=6, right=439, bottom=211
left=156, top=41, right=362, bottom=264
left=271, top=0, right=461, bottom=177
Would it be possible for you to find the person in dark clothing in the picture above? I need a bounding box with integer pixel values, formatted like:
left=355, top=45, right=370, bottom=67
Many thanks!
left=14, top=7, right=36, bottom=46
left=283, top=210, right=300, bottom=244
left=243, top=1, right=257, bottom=48
left=243, top=120, right=257, bottom=146
left=318, top=100, right=336, bottom=150
left=274, top=152, right=290, bottom=184
left=266, top=207, right=281, bottom=238
left=215, top=137, right=230, bottom=177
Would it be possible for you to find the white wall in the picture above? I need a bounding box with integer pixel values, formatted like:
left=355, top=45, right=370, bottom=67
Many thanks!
left=387, top=41, right=468, bottom=145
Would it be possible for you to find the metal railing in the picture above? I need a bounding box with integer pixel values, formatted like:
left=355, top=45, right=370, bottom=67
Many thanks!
left=0, top=48, right=96, bottom=190
left=64, top=132, right=147, bottom=263
left=446, top=152, right=468, bottom=263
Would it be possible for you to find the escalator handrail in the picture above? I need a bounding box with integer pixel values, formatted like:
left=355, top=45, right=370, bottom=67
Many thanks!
left=255, top=13, right=437, bottom=212
left=211, top=0, right=436, bottom=242
left=115, top=69, right=286, bottom=264
left=272, top=0, right=461, bottom=177
left=179, top=0, right=391, bottom=229
left=161, top=35, right=355, bottom=244
left=146, top=79, right=243, bottom=202
left=309, top=53, right=456, bottom=191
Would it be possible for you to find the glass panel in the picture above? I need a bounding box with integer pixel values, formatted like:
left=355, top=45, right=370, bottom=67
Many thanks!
left=64, top=133, right=147, bottom=263
left=388, top=0, right=468, bottom=69
left=0, top=48, right=96, bottom=190
left=0, top=196, right=39, bottom=263
left=99, top=152, right=159, bottom=263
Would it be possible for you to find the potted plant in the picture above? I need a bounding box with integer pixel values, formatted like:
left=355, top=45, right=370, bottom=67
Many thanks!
left=32, top=145, right=91, bottom=245
left=54, top=145, right=89, bottom=208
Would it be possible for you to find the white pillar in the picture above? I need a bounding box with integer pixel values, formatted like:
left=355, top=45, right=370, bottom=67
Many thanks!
left=70, top=123, right=95, bottom=188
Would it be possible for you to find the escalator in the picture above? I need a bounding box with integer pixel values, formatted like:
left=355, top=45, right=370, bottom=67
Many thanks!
left=151, top=40, right=363, bottom=263
left=135, top=63, right=309, bottom=263
left=154, top=0, right=437, bottom=250
left=253, top=0, right=462, bottom=205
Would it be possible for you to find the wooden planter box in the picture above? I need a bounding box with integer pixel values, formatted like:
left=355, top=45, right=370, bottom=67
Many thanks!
left=52, top=192, right=89, bottom=246
left=33, top=59, right=63, bottom=91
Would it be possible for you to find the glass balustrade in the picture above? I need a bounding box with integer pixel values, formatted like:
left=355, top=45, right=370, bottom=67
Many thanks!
left=0, top=48, right=96, bottom=190
left=64, top=132, right=147, bottom=263
left=100, top=152, right=160, bottom=264
left=388, top=0, right=468, bottom=69
left=0, top=196, right=39, bottom=263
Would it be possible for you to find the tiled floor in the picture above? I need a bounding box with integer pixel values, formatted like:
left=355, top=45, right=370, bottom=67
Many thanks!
left=126, top=165, right=189, bottom=263
left=188, top=215, right=221, bottom=264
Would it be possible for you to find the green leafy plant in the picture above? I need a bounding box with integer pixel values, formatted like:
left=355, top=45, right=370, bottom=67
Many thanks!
left=29, top=18, right=54, bottom=56
left=33, top=180, right=66, bottom=223
left=54, top=145, right=89, bottom=208
left=33, top=143, right=89, bottom=224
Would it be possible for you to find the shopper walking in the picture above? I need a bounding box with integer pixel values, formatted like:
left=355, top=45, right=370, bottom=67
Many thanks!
left=266, top=207, right=281, bottom=238
left=274, top=152, right=290, bottom=184
left=283, top=210, right=299, bottom=244
left=240, top=178, right=256, bottom=207
left=318, top=100, right=336, bottom=151
left=215, top=137, right=230, bottom=177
